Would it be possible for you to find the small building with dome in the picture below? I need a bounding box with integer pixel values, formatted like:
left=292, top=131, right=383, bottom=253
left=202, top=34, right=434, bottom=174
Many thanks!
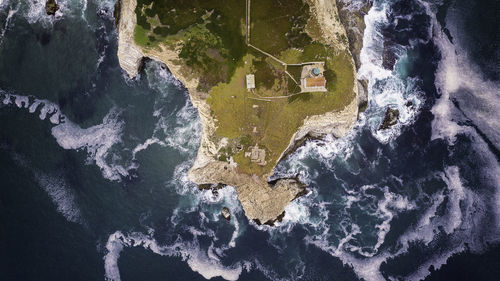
left=300, top=62, right=327, bottom=93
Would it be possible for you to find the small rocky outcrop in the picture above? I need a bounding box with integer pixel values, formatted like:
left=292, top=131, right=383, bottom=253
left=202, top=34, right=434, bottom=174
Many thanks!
left=221, top=207, right=231, bottom=221
left=45, top=0, right=59, bottom=16
left=254, top=211, right=285, bottom=226
left=382, top=43, right=398, bottom=70
left=379, top=107, right=400, bottom=130
left=357, top=79, right=369, bottom=112
left=199, top=183, right=226, bottom=196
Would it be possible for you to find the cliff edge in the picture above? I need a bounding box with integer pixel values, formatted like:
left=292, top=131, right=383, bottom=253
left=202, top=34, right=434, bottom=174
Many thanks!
left=116, top=0, right=370, bottom=224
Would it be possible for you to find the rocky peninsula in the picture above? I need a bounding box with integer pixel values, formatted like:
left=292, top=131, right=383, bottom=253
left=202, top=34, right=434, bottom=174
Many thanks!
left=115, top=0, right=370, bottom=224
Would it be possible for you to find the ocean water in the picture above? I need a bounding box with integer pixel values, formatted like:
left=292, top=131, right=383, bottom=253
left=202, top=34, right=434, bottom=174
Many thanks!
left=0, top=0, right=499, bottom=280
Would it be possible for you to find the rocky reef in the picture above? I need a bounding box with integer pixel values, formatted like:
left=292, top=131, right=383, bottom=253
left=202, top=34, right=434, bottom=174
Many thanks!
left=379, top=107, right=400, bottom=130
left=221, top=207, right=231, bottom=221
left=45, top=0, right=59, bottom=16
left=115, top=0, right=370, bottom=224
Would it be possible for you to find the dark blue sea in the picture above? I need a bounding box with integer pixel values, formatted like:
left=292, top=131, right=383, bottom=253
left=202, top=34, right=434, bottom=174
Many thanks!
left=0, top=0, right=499, bottom=280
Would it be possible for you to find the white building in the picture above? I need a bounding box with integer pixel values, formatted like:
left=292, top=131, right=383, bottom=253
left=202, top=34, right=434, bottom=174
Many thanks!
left=246, top=74, right=255, bottom=90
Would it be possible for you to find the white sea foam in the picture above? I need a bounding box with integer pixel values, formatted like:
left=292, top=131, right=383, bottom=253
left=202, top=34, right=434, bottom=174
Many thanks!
left=14, top=95, right=28, bottom=108
left=136, top=62, right=202, bottom=157
left=104, top=232, right=125, bottom=281
left=131, top=137, right=161, bottom=158
left=305, top=160, right=500, bottom=281
left=359, top=4, right=423, bottom=143
left=130, top=100, right=201, bottom=160
left=428, top=0, right=500, bottom=147
left=146, top=61, right=184, bottom=93
left=334, top=185, right=415, bottom=257
left=370, top=186, right=415, bottom=255
left=291, top=129, right=358, bottom=168
left=35, top=172, right=83, bottom=224
left=51, top=109, right=128, bottom=181
left=276, top=0, right=500, bottom=279
left=274, top=27, right=426, bottom=272
left=104, top=231, right=244, bottom=281
left=2, top=93, right=62, bottom=123
left=358, top=3, right=393, bottom=83
left=19, top=0, right=101, bottom=27
left=99, top=0, right=117, bottom=15
left=24, top=0, right=65, bottom=25
left=7, top=149, right=85, bottom=224
left=0, top=2, right=19, bottom=43
left=168, top=160, right=198, bottom=195
left=440, top=166, right=466, bottom=234
left=430, top=4, right=500, bottom=147
left=161, top=100, right=201, bottom=155
left=279, top=0, right=424, bottom=179
left=0, top=92, right=132, bottom=181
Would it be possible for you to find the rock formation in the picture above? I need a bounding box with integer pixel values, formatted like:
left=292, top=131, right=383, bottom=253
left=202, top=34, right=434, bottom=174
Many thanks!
left=115, top=0, right=370, bottom=224
left=45, top=0, right=59, bottom=16
left=221, top=207, right=231, bottom=221
left=379, top=107, right=400, bottom=130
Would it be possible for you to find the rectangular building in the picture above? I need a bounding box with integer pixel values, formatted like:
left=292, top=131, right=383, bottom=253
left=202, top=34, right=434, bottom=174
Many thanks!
left=246, top=74, right=255, bottom=90
left=305, top=77, right=326, bottom=87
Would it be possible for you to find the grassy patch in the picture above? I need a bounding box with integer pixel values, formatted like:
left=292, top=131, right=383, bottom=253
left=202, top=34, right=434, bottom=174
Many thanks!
left=134, top=25, right=153, bottom=47
left=253, top=58, right=275, bottom=90
left=134, top=0, right=356, bottom=176
left=134, top=0, right=247, bottom=89
left=250, top=0, right=312, bottom=55
left=207, top=50, right=354, bottom=175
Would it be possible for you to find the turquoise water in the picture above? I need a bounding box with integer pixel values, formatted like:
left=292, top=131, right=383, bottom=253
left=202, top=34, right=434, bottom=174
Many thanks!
left=0, top=0, right=499, bottom=280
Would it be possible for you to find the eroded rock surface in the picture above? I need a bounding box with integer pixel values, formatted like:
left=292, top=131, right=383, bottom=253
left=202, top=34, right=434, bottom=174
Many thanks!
left=221, top=207, right=231, bottom=221
left=379, top=107, right=400, bottom=130
left=45, top=0, right=59, bottom=15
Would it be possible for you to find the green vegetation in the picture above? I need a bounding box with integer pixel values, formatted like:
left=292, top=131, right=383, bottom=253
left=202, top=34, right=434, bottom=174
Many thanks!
left=133, top=0, right=356, bottom=176
left=250, top=0, right=312, bottom=55
left=207, top=51, right=354, bottom=175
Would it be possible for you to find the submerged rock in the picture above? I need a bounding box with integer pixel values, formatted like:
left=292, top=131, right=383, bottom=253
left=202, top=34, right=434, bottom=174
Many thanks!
left=45, top=0, right=59, bottom=16
left=379, top=107, right=400, bottom=130
left=221, top=207, right=231, bottom=221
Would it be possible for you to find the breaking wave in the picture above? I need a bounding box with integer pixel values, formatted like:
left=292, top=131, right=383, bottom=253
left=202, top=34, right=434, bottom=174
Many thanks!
left=2, top=0, right=499, bottom=280
left=269, top=0, right=500, bottom=280
left=51, top=109, right=128, bottom=181
left=104, top=230, right=246, bottom=281
left=104, top=168, right=246, bottom=281
left=130, top=61, right=202, bottom=159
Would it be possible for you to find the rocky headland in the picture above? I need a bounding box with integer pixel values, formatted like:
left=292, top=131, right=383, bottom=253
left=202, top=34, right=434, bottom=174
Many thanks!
left=115, top=0, right=370, bottom=224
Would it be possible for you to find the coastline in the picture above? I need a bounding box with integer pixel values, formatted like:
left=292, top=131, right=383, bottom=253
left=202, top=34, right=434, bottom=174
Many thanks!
left=115, top=0, right=370, bottom=224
